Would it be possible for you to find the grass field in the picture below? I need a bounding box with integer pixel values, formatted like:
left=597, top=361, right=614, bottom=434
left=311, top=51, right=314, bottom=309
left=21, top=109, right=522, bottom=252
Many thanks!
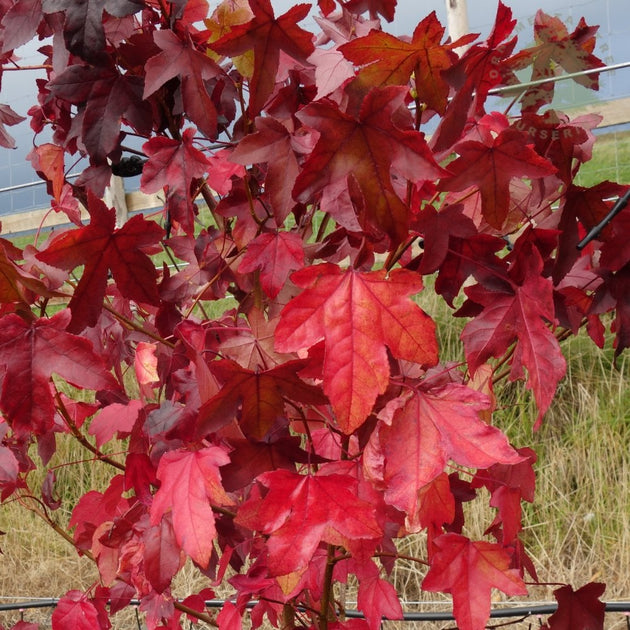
left=0, top=133, right=629, bottom=629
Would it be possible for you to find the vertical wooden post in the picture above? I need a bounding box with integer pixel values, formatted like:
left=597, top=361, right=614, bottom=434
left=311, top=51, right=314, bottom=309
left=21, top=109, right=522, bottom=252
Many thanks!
left=104, top=174, right=128, bottom=227
left=445, top=0, right=470, bottom=54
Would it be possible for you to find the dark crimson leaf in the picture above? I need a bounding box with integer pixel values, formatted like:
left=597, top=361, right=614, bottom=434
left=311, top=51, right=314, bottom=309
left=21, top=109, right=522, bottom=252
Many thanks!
left=545, top=582, right=606, bottom=630
left=42, top=0, right=143, bottom=62
left=36, top=192, right=163, bottom=332
left=143, top=29, right=223, bottom=139
left=0, top=311, right=118, bottom=437
left=211, top=0, right=314, bottom=114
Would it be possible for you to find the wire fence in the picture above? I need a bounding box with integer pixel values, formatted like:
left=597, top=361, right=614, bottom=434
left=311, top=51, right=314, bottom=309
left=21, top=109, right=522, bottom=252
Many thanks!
left=1, top=597, right=630, bottom=628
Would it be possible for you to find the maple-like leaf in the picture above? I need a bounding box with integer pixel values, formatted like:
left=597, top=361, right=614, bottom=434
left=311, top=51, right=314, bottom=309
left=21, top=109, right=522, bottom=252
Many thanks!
left=0, top=0, right=42, bottom=53
left=51, top=590, right=103, bottom=630
left=0, top=310, right=118, bottom=437
left=544, top=582, right=606, bottom=630
left=48, top=63, right=150, bottom=163
left=36, top=193, right=163, bottom=332
left=378, top=384, right=522, bottom=529
left=340, top=12, right=474, bottom=114
left=0, top=103, right=25, bottom=149
left=439, top=128, right=556, bottom=229
left=141, top=128, right=210, bottom=234
left=197, top=358, right=326, bottom=440
left=238, top=231, right=304, bottom=298
left=423, top=533, right=527, bottom=630
left=275, top=264, right=438, bottom=433
left=461, top=243, right=566, bottom=427
left=357, top=568, right=403, bottom=630
left=235, top=466, right=382, bottom=575
left=508, top=11, right=604, bottom=112
left=143, top=29, right=223, bottom=139
left=42, top=0, right=143, bottom=62
left=211, top=0, right=315, bottom=114
left=293, top=86, right=446, bottom=245
left=150, top=446, right=233, bottom=569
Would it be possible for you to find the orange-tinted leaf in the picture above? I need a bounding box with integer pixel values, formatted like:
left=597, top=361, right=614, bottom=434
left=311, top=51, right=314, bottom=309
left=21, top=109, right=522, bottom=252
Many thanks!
left=211, top=0, right=314, bottom=114
left=275, top=264, right=438, bottom=433
left=293, top=86, right=446, bottom=245
left=423, top=534, right=527, bottom=630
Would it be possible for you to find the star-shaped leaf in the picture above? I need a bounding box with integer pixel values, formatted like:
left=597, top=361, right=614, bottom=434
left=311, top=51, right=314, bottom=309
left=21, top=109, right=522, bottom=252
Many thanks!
left=275, top=264, right=438, bottom=433
left=423, top=533, right=527, bottom=630
left=42, top=0, right=143, bottom=62
left=211, top=0, right=314, bottom=114
left=143, top=29, right=224, bottom=139
left=378, top=384, right=522, bottom=529
left=36, top=192, right=164, bottom=332
left=340, top=12, right=474, bottom=113
left=439, top=129, right=556, bottom=229
left=293, top=87, right=446, bottom=245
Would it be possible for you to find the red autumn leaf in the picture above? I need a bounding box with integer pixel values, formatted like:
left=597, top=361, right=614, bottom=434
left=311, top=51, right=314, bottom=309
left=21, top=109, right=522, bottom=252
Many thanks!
left=141, top=127, right=211, bottom=234
left=0, top=310, right=118, bottom=437
left=378, top=384, right=522, bottom=528
left=230, top=116, right=301, bottom=222
left=88, top=399, right=143, bottom=447
left=293, top=87, right=446, bottom=245
left=143, top=513, right=183, bottom=594
left=143, top=29, right=223, bottom=139
left=0, top=444, right=19, bottom=500
left=197, top=358, right=325, bottom=440
left=36, top=193, right=163, bottom=332
left=150, top=446, right=233, bottom=569
left=0, top=0, right=42, bottom=53
left=431, top=2, right=517, bottom=154
left=0, top=103, right=25, bottom=149
left=27, top=143, right=65, bottom=202
left=439, top=128, right=556, bottom=229
left=357, top=569, right=403, bottom=630
left=235, top=466, right=382, bottom=576
left=417, top=473, right=455, bottom=550
left=238, top=231, right=304, bottom=298
left=211, top=0, right=314, bottom=114
left=461, top=245, right=566, bottom=427
left=343, top=0, right=396, bottom=22
left=51, top=590, right=103, bottom=630
left=48, top=63, right=150, bottom=163
left=423, top=533, right=527, bottom=630
left=508, top=11, right=604, bottom=111
left=41, top=0, right=142, bottom=62
left=340, top=12, right=474, bottom=113
left=544, top=582, right=606, bottom=630
left=275, top=264, right=438, bottom=434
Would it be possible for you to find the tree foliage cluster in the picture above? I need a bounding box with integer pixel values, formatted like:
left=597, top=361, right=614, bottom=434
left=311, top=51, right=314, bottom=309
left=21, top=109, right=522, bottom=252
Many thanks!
left=0, top=0, right=626, bottom=628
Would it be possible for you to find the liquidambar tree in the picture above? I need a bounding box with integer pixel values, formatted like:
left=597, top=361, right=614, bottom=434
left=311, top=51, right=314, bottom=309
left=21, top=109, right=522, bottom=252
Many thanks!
left=0, top=1, right=625, bottom=629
